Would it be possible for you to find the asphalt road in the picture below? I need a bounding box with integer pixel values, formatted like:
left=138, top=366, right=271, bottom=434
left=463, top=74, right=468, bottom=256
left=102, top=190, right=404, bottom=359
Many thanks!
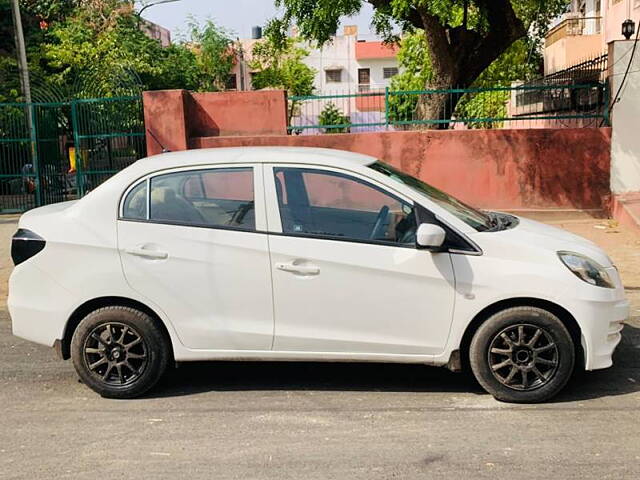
left=1, top=214, right=640, bottom=479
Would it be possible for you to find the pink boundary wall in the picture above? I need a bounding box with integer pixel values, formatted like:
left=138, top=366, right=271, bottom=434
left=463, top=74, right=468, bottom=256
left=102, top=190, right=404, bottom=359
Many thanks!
left=143, top=90, right=612, bottom=211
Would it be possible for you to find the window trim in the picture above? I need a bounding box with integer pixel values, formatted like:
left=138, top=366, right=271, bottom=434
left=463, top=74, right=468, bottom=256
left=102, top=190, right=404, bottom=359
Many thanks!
left=118, top=164, right=261, bottom=231
left=117, top=216, right=260, bottom=234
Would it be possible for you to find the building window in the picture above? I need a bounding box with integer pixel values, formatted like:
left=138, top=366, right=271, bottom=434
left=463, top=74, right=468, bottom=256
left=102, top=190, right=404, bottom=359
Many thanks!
left=358, top=68, right=370, bottom=92
left=325, top=69, right=342, bottom=83
left=226, top=74, right=238, bottom=91
left=383, top=67, right=399, bottom=79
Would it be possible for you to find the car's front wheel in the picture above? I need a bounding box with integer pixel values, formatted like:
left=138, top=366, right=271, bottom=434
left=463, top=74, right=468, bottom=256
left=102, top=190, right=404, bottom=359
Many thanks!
left=71, top=306, right=170, bottom=399
left=469, top=306, right=575, bottom=403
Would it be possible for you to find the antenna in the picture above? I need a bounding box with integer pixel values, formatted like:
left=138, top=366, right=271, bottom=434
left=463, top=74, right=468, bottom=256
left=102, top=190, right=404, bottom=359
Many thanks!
left=147, top=129, right=170, bottom=153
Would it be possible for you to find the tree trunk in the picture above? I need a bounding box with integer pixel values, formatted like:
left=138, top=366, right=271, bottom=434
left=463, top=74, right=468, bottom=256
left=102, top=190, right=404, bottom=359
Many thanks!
left=415, top=86, right=465, bottom=130
left=408, top=1, right=526, bottom=129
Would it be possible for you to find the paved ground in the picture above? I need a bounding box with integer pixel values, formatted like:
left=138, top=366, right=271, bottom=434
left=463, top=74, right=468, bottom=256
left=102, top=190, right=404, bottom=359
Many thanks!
left=1, top=213, right=640, bottom=479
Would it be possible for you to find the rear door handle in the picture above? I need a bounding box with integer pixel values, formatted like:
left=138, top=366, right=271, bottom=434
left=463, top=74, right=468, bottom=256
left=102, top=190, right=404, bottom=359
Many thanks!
left=275, top=262, right=320, bottom=275
left=125, top=247, right=168, bottom=260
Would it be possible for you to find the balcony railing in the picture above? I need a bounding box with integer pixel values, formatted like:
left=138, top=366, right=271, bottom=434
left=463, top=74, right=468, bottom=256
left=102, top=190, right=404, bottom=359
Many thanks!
left=545, top=16, right=602, bottom=47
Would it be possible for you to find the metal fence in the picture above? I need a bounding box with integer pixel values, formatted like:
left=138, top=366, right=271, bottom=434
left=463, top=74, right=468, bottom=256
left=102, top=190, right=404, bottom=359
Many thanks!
left=516, top=54, right=608, bottom=112
left=288, top=83, right=608, bottom=134
left=0, top=96, right=146, bottom=213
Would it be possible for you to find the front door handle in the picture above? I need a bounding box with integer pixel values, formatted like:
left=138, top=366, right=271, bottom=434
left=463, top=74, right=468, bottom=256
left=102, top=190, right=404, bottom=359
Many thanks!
left=275, top=262, right=320, bottom=275
left=125, top=247, right=168, bottom=260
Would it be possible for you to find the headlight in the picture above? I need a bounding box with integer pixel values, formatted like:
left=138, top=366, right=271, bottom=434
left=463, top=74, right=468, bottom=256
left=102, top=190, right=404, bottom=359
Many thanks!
left=558, top=251, right=615, bottom=288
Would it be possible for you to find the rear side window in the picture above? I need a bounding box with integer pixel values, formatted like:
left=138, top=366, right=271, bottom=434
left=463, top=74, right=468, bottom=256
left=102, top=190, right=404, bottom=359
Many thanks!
left=122, top=180, right=147, bottom=220
left=122, top=167, right=255, bottom=230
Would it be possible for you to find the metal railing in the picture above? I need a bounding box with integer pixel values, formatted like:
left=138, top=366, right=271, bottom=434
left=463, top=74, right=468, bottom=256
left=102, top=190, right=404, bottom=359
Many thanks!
left=288, top=83, right=608, bottom=134
left=515, top=54, right=608, bottom=112
left=0, top=96, right=146, bottom=213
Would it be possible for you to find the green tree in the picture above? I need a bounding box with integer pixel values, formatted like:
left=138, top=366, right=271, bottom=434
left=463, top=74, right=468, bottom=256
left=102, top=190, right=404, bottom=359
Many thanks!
left=387, top=31, right=432, bottom=125
left=318, top=102, right=350, bottom=133
left=455, top=39, right=539, bottom=128
left=249, top=23, right=316, bottom=122
left=42, top=3, right=168, bottom=97
left=186, top=18, right=236, bottom=92
left=388, top=30, right=538, bottom=128
left=0, top=1, right=236, bottom=100
left=272, top=0, right=569, bottom=124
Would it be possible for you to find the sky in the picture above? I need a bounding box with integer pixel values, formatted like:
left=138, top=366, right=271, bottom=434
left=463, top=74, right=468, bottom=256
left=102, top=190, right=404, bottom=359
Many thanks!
left=139, top=0, right=377, bottom=40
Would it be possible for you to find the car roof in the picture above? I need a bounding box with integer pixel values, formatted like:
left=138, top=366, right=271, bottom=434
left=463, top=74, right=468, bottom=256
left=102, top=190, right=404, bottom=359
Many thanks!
left=139, top=147, right=378, bottom=170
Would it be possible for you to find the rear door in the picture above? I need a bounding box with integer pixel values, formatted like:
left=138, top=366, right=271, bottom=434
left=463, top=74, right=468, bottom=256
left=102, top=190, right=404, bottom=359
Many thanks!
left=264, top=164, right=456, bottom=355
left=117, top=164, right=274, bottom=351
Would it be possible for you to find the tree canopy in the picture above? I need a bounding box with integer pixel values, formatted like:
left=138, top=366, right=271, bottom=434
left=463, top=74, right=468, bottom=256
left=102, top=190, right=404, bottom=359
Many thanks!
left=273, top=0, right=569, bottom=122
left=0, top=0, right=238, bottom=102
left=249, top=25, right=316, bottom=121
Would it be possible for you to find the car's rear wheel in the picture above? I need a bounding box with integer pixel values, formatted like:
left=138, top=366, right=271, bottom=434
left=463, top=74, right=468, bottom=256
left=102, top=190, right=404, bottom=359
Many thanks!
left=71, top=306, right=169, bottom=399
left=469, top=306, right=575, bottom=403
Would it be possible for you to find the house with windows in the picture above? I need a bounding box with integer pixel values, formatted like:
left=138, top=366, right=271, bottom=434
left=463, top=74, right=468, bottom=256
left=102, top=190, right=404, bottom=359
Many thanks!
left=544, top=0, right=640, bottom=74
left=230, top=25, right=400, bottom=117
left=302, top=25, right=399, bottom=96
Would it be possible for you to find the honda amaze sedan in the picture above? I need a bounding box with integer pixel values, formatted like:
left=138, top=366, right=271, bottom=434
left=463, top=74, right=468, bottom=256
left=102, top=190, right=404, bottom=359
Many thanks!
left=9, top=147, right=628, bottom=402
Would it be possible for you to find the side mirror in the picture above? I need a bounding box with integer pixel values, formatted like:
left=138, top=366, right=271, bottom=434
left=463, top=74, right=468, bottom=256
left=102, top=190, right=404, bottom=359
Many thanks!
left=416, top=223, right=446, bottom=250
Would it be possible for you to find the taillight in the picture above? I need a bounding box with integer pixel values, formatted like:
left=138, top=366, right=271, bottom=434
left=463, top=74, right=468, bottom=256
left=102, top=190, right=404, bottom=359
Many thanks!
left=11, top=229, right=46, bottom=266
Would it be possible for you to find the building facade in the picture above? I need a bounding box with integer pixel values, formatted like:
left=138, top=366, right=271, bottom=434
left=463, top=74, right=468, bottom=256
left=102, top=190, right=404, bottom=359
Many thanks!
left=544, top=0, right=640, bottom=74
left=230, top=26, right=399, bottom=98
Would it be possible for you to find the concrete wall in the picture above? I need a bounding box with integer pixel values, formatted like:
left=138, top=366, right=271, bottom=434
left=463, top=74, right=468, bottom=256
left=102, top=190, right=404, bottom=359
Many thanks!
left=604, top=0, right=640, bottom=46
left=190, top=129, right=612, bottom=211
left=609, top=40, right=640, bottom=193
left=143, top=89, right=288, bottom=156
left=143, top=89, right=612, bottom=211
left=544, top=34, right=604, bottom=74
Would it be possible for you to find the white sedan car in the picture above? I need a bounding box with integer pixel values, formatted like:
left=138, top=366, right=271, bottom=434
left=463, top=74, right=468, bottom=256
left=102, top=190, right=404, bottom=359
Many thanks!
left=9, top=147, right=628, bottom=402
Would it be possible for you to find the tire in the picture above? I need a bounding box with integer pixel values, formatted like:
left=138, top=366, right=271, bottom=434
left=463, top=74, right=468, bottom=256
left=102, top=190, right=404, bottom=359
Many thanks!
left=71, top=306, right=170, bottom=399
left=469, top=306, right=575, bottom=403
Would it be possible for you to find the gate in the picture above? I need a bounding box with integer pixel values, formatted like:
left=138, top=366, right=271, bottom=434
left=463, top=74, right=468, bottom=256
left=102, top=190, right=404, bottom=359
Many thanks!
left=0, top=96, right=146, bottom=213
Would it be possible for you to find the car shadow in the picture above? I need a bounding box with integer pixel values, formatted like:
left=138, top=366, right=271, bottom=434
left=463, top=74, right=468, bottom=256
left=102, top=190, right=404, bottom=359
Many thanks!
left=147, top=324, right=640, bottom=403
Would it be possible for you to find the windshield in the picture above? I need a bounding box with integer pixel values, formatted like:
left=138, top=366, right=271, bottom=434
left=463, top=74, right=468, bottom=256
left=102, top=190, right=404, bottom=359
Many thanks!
left=369, top=161, right=493, bottom=232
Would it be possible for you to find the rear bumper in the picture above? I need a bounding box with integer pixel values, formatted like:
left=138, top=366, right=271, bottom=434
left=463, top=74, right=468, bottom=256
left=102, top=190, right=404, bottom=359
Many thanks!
left=8, top=263, right=74, bottom=348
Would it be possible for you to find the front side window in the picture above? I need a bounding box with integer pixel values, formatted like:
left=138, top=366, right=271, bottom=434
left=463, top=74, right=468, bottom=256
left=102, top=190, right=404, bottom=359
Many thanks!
left=274, top=167, right=416, bottom=245
left=122, top=167, right=255, bottom=229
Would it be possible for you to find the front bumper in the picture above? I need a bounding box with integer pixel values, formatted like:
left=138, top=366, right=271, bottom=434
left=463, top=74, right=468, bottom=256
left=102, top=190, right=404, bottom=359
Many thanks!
left=580, top=298, right=628, bottom=370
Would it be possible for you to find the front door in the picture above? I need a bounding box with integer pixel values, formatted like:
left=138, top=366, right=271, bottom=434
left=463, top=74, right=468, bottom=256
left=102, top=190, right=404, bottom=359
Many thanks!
left=265, top=164, right=456, bottom=355
left=117, top=165, right=274, bottom=350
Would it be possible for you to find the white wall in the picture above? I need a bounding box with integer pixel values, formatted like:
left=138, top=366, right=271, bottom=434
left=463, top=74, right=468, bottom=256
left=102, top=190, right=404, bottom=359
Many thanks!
left=304, top=36, right=359, bottom=93
left=609, top=40, right=640, bottom=193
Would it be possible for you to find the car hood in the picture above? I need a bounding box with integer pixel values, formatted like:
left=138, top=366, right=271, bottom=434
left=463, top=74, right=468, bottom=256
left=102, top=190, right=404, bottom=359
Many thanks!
left=472, top=215, right=613, bottom=267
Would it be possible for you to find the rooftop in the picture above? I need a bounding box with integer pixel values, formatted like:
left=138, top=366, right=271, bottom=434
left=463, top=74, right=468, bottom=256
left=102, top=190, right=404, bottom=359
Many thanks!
left=142, top=147, right=377, bottom=169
